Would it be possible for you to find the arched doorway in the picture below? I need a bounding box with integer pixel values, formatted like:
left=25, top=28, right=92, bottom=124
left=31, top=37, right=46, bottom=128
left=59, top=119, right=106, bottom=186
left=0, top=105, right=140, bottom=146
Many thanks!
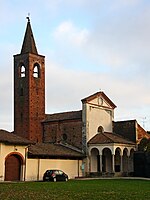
left=5, top=153, right=23, bottom=181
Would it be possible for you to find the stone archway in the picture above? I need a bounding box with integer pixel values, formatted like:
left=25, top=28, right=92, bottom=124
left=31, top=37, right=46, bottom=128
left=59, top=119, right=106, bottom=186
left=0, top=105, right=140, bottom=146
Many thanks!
left=5, top=153, right=23, bottom=181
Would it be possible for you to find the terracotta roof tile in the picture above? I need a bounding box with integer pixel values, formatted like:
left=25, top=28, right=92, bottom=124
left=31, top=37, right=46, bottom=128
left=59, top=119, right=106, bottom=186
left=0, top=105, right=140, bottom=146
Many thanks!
left=88, top=132, right=135, bottom=145
left=28, top=143, right=85, bottom=159
left=0, top=129, right=32, bottom=145
left=44, top=110, right=82, bottom=122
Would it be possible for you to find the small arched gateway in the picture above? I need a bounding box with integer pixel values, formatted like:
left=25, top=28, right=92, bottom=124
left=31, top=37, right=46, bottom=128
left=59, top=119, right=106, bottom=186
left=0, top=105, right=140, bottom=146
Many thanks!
left=5, top=153, right=24, bottom=181
left=0, top=130, right=31, bottom=181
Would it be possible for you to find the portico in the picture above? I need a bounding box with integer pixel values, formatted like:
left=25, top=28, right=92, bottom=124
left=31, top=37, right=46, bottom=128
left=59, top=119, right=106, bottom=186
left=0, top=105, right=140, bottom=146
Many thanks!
left=88, top=132, right=135, bottom=176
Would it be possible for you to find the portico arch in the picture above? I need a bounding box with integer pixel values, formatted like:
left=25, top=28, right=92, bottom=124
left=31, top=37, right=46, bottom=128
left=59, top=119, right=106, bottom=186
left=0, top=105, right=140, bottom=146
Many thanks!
left=90, top=148, right=100, bottom=172
left=122, top=148, right=128, bottom=173
left=129, top=149, right=134, bottom=173
left=115, top=147, right=121, bottom=172
left=102, top=148, right=112, bottom=173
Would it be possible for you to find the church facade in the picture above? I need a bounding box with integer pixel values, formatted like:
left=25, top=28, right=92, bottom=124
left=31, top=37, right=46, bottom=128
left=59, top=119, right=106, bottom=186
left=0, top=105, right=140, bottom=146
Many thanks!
left=0, top=19, right=149, bottom=181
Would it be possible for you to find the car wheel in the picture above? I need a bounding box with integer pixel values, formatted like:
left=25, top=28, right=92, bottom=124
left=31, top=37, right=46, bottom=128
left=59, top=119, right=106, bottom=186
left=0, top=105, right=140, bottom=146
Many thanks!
left=65, top=177, right=68, bottom=182
left=53, top=177, right=56, bottom=182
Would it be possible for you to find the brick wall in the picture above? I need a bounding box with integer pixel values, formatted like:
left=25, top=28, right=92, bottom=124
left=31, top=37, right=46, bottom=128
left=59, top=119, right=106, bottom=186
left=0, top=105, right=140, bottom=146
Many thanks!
left=113, top=120, right=136, bottom=142
left=136, top=123, right=150, bottom=144
left=43, top=119, right=82, bottom=149
left=14, top=53, right=45, bottom=142
left=113, top=120, right=150, bottom=144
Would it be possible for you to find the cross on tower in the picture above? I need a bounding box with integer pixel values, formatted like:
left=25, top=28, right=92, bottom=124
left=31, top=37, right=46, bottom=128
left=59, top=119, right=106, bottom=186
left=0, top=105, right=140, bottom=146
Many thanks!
left=26, top=13, right=30, bottom=22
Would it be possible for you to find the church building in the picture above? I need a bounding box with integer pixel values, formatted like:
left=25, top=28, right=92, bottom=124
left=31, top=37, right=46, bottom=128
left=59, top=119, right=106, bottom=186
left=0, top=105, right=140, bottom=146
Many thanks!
left=0, top=19, right=149, bottom=181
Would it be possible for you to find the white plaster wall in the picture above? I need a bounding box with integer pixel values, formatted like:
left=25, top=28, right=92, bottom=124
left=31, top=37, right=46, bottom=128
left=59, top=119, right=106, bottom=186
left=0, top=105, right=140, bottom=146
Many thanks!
left=0, top=143, right=3, bottom=181
left=0, top=144, right=26, bottom=159
left=26, top=158, right=83, bottom=181
left=86, top=104, right=113, bottom=141
left=25, top=159, right=39, bottom=181
left=82, top=93, right=116, bottom=143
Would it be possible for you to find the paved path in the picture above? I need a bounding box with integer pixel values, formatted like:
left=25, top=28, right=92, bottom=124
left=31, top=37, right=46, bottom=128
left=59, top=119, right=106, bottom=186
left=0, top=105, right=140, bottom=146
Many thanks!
left=75, top=177, right=150, bottom=181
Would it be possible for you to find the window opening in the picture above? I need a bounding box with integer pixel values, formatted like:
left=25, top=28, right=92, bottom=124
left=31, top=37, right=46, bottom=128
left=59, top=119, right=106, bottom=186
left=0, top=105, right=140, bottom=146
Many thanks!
left=33, top=64, right=40, bottom=78
left=20, top=88, right=23, bottom=96
left=97, top=126, right=104, bottom=134
left=20, top=65, right=25, bottom=77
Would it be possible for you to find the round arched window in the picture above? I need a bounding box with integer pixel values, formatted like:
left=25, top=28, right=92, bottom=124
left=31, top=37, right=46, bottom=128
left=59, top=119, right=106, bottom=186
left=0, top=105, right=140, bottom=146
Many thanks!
left=97, top=126, right=104, bottom=134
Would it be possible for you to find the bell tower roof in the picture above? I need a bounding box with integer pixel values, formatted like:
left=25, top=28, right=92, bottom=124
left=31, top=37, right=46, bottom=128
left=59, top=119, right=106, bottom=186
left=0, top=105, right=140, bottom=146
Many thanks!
left=21, top=17, right=38, bottom=54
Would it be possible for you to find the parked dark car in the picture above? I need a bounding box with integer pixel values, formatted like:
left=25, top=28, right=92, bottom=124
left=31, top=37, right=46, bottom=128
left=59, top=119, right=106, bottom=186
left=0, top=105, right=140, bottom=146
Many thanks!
left=43, top=170, right=68, bottom=182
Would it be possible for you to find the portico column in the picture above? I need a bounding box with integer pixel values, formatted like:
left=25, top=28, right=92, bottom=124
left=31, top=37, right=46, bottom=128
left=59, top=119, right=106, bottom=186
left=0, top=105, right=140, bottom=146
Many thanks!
left=127, top=155, right=129, bottom=174
left=120, top=155, right=123, bottom=172
left=100, top=154, right=102, bottom=173
left=21, top=164, right=25, bottom=181
left=88, top=152, right=91, bottom=173
left=112, top=154, right=115, bottom=173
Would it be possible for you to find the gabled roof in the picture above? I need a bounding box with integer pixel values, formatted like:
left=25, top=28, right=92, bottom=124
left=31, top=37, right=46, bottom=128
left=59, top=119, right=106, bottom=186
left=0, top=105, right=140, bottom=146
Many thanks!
left=21, top=18, right=38, bottom=54
left=88, top=132, right=135, bottom=145
left=28, top=143, right=85, bottom=159
left=0, top=129, right=32, bottom=145
left=44, top=110, right=82, bottom=122
left=81, top=91, right=116, bottom=109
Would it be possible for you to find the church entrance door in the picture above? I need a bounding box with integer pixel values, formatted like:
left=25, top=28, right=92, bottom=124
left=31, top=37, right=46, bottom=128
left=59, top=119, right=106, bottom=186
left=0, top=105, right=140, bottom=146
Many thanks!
left=5, top=154, right=22, bottom=181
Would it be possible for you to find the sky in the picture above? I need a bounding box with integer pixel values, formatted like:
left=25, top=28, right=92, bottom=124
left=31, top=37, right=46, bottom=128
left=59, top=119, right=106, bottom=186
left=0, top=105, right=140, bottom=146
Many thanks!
left=0, top=0, right=150, bottom=131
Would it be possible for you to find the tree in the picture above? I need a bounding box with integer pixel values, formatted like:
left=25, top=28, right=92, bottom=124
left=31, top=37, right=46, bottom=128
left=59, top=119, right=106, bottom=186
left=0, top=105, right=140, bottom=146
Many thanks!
left=138, top=138, right=150, bottom=152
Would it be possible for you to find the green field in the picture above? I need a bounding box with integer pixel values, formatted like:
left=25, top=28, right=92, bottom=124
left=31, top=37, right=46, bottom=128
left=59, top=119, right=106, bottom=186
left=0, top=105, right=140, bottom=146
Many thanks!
left=0, top=179, right=149, bottom=200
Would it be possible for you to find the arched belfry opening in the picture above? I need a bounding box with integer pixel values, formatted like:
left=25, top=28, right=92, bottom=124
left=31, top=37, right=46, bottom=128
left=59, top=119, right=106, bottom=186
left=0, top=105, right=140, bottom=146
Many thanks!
left=33, top=63, right=40, bottom=78
left=19, top=64, right=26, bottom=78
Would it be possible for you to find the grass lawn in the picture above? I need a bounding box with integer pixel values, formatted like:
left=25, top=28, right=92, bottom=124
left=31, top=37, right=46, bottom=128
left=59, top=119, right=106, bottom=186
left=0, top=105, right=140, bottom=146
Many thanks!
left=0, top=179, right=149, bottom=200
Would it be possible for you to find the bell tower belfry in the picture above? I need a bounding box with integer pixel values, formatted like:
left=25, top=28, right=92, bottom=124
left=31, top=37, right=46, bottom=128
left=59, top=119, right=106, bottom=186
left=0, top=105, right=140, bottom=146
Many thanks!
left=14, top=18, right=45, bottom=142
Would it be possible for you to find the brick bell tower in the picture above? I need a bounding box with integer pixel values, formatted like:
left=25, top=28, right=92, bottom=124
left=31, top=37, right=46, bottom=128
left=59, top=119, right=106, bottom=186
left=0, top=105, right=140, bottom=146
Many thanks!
left=14, top=17, right=45, bottom=142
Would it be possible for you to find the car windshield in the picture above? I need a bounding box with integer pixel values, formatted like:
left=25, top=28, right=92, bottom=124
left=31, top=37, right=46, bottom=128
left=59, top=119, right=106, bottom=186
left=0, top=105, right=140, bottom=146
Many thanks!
left=46, top=170, right=53, bottom=174
left=58, top=170, right=63, bottom=175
